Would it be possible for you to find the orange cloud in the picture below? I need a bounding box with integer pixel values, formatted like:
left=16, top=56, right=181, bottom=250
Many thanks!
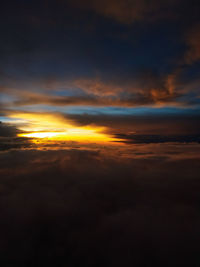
left=7, top=72, right=180, bottom=108
left=73, top=78, right=122, bottom=97
left=70, top=0, right=180, bottom=24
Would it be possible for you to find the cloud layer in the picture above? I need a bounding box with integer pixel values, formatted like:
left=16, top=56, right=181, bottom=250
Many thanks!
left=0, top=144, right=200, bottom=266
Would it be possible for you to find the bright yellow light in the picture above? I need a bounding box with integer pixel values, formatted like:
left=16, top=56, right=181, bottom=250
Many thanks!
left=19, top=132, right=61, bottom=139
left=18, top=130, right=115, bottom=142
left=10, top=112, right=116, bottom=143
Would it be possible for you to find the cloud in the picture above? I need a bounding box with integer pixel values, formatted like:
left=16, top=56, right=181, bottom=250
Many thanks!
left=0, top=146, right=200, bottom=266
left=0, top=122, right=32, bottom=151
left=114, top=133, right=200, bottom=144
left=0, top=0, right=199, bottom=113
left=6, top=70, right=182, bottom=108
left=66, top=113, right=200, bottom=135
left=0, top=121, right=19, bottom=137
left=11, top=91, right=180, bottom=108
left=73, top=78, right=121, bottom=97
left=184, top=24, right=200, bottom=64
left=70, top=0, right=181, bottom=24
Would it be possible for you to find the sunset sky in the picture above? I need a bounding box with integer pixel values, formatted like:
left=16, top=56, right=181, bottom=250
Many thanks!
left=0, top=1, right=200, bottom=266
left=1, top=0, right=200, bottom=143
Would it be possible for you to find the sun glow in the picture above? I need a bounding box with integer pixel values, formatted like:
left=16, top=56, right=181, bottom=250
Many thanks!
left=19, top=132, right=62, bottom=139
left=9, top=112, right=116, bottom=143
left=18, top=128, right=114, bottom=142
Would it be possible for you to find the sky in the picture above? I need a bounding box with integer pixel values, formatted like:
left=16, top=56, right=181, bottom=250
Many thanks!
left=0, top=0, right=200, bottom=141
left=0, top=1, right=200, bottom=266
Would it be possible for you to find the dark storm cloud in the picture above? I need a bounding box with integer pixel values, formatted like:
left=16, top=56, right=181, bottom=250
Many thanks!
left=0, top=122, right=32, bottom=151
left=0, top=122, right=19, bottom=137
left=115, top=133, right=200, bottom=144
left=0, top=0, right=200, bottom=112
left=0, top=137, right=32, bottom=151
left=0, top=146, right=200, bottom=266
left=66, top=113, right=200, bottom=135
